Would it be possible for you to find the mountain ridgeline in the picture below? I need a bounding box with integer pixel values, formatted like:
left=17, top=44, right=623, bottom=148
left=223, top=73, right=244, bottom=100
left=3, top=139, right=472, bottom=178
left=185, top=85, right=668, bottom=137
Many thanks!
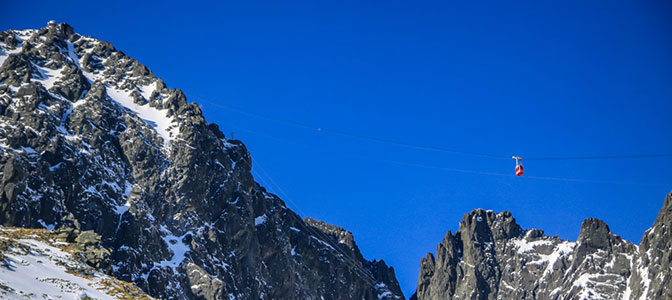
left=0, top=22, right=403, bottom=299
left=0, top=22, right=670, bottom=300
left=411, top=193, right=672, bottom=300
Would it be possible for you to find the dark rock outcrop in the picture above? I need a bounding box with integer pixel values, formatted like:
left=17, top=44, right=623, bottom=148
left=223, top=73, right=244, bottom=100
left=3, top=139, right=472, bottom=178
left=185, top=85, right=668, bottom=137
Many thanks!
left=305, top=217, right=405, bottom=299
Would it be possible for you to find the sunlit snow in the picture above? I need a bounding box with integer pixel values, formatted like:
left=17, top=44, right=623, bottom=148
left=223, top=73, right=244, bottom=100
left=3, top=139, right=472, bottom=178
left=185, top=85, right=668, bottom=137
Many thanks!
left=0, top=238, right=117, bottom=300
left=255, top=215, right=267, bottom=226
left=105, top=86, right=176, bottom=148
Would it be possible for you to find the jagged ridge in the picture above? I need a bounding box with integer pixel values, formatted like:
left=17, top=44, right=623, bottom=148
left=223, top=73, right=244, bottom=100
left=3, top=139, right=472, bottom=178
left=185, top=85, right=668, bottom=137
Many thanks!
left=412, top=192, right=672, bottom=300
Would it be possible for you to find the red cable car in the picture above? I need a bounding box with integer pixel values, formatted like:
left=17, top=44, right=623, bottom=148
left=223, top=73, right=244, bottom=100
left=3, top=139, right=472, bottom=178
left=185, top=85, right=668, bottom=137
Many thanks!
left=513, top=156, right=524, bottom=176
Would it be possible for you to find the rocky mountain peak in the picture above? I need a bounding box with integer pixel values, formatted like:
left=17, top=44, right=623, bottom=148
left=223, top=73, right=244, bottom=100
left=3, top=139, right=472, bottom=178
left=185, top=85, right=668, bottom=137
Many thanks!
left=44, top=21, right=74, bottom=41
left=458, top=208, right=492, bottom=241
left=627, top=191, right=672, bottom=300
left=305, top=217, right=357, bottom=252
left=303, top=217, right=405, bottom=298
left=0, top=23, right=404, bottom=299
left=458, top=209, right=522, bottom=244
left=653, top=191, right=672, bottom=227
left=577, top=217, right=614, bottom=250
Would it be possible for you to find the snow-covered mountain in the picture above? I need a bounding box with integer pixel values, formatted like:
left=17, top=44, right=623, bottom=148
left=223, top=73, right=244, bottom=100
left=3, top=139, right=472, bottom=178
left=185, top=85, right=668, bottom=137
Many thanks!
left=0, top=22, right=404, bottom=299
left=410, top=192, right=672, bottom=300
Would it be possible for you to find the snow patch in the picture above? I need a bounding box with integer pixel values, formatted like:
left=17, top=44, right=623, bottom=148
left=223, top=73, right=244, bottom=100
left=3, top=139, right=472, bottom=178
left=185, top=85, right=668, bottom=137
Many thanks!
left=155, top=231, right=191, bottom=270
left=105, top=86, right=176, bottom=148
left=37, top=219, right=54, bottom=230
left=124, top=181, right=133, bottom=199
left=638, top=263, right=651, bottom=300
left=511, top=239, right=554, bottom=253
left=139, top=81, right=157, bottom=101
left=255, top=215, right=267, bottom=226
left=115, top=204, right=130, bottom=216
left=540, top=241, right=575, bottom=277
left=33, top=63, right=64, bottom=91
left=0, top=238, right=118, bottom=300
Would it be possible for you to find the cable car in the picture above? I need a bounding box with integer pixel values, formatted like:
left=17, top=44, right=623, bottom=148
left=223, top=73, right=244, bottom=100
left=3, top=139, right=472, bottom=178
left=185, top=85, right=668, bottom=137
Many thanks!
left=512, top=156, right=524, bottom=176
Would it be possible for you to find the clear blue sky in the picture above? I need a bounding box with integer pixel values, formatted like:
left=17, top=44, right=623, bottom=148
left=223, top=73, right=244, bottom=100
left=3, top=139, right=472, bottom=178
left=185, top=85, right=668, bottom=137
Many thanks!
left=3, top=0, right=672, bottom=296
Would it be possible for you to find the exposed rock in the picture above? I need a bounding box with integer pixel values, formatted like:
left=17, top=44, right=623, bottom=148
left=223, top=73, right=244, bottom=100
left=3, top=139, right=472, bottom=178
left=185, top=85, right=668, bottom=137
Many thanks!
left=75, top=230, right=102, bottom=247
left=55, top=227, right=79, bottom=242
left=413, top=193, right=672, bottom=300
left=626, top=193, right=672, bottom=300
left=306, top=217, right=405, bottom=299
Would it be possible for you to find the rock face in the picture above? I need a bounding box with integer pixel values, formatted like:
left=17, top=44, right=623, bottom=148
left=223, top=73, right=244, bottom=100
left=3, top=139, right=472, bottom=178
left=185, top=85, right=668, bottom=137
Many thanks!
left=0, top=22, right=403, bottom=300
left=626, top=193, right=672, bottom=300
left=412, top=193, right=672, bottom=300
left=305, top=218, right=405, bottom=298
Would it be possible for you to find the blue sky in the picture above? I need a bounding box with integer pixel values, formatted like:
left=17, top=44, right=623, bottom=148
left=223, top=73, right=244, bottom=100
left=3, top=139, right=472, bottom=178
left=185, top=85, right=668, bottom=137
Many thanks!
left=3, top=0, right=672, bottom=296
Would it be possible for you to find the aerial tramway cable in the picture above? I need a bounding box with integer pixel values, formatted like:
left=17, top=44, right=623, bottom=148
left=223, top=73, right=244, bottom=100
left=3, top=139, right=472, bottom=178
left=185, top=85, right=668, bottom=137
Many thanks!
left=192, top=95, right=671, bottom=183
left=192, top=96, right=672, bottom=162
left=192, top=97, right=509, bottom=159
left=229, top=126, right=669, bottom=187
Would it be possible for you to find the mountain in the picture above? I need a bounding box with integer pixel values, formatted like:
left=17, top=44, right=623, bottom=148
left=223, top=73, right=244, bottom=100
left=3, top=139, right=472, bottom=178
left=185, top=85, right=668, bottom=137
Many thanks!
left=2, top=21, right=669, bottom=300
left=410, top=192, right=672, bottom=300
left=0, top=21, right=404, bottom=300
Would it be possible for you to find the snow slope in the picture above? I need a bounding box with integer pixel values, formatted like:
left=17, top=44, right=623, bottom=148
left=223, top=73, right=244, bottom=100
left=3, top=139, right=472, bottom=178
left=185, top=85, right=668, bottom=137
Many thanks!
left=0, top=228, right=154, bottom=300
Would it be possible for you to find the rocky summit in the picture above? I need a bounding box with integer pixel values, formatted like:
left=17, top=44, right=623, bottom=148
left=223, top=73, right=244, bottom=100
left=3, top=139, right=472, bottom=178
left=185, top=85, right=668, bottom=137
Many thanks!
left=411, top=192, right=672, bottom=300
left=0, top=22, right=404, bottom=299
